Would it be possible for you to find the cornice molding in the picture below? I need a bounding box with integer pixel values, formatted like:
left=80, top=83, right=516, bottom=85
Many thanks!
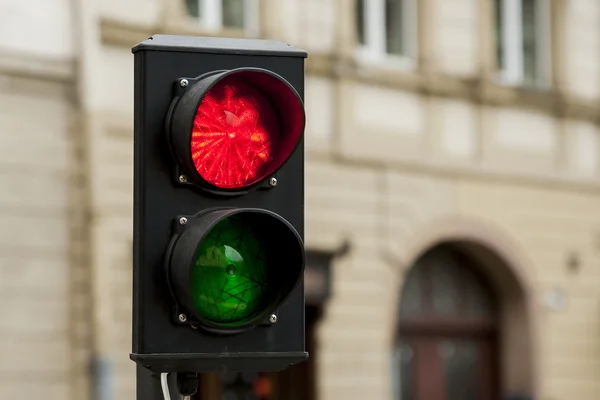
left=99, top=18, right=247, bottom=51
left=99, top=17, right=600, bottom=124
left=306, top=151, right=600, bottom=193
left=0, top=50, right=75, bottom=83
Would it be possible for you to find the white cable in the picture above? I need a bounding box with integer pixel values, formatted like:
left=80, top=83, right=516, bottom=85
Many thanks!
left=160, top=373, right=172, bottom=400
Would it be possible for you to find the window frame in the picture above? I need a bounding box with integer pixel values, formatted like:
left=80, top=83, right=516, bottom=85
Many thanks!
left=185, top=0, right=259, bottom=35
left=496, top=0, right=552, bottom=87
left=356, top=0, right=418, bottom=69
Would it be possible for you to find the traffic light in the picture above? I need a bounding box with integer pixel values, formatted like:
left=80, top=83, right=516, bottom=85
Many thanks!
left=130, top=35, right=307, bottom=374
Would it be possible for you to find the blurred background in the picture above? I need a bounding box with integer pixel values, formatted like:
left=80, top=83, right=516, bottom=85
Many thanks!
left=1, top=0, right=600, bottom=399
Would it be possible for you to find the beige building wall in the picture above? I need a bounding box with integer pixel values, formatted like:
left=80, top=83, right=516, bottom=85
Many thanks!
left=0, top=1, right=88, bottom=400
left=301, top=1, right=600, bottom=400
left=0, top=66, right=74, bottom=400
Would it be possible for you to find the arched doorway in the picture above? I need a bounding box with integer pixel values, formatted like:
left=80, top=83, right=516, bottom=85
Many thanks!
left=394, top=244, right=499, bottom=400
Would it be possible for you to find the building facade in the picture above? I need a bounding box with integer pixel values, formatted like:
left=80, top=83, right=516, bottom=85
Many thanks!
left=2, top=0, right=600, bottom=400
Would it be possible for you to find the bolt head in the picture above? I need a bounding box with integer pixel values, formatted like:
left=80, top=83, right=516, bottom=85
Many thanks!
left=179, top=217, right=188, bottom=226
left=179, top=175, right=188, bottom=183
left=269, top=177, right=278, bottom=187
left=268, top=314, right=277, bottom=324
left=178, top=313, right=187, bottom=323
left=179, top=79, right=189, bottom=88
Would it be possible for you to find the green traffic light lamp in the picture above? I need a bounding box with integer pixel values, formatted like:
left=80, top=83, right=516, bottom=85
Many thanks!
left=167, top=209, right=304, bottom=334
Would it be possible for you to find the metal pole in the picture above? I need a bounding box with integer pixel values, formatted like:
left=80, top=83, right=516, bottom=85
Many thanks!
left=136, top=365, right=182, bottom=400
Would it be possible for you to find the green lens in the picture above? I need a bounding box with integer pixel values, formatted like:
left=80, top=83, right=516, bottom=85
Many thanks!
left=190, top=215, right=271, bottom=326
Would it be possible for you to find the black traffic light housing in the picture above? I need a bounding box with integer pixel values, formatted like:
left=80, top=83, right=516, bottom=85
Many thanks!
left=131, top=35, right=308, bottom=374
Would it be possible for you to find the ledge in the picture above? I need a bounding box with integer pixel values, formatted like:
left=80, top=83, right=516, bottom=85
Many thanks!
left=99, top=18, right=600, bottom=124
left=305, top=151, right=600, bottom=193
left=100, top=18, right=248, bottom=50
left=0, top=50, right=75, bottom=83
left=315, top=53, right=600, bottom=123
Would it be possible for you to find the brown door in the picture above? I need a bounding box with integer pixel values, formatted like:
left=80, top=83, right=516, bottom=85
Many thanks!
left=397, top=334, right=496, bottom=400
left=396, top=245, right=499, bottom=400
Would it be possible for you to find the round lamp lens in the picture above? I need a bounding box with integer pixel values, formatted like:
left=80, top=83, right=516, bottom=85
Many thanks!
left=191, top=76, right=281, bottom=189
left=169, top=209, right=304, bottom=330
left=190, top=215, right=274, bottom=325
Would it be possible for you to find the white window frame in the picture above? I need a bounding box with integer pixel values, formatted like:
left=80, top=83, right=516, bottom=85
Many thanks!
left=496, top=0, right=552, bottom=87
left=187, top=0, right=259, bottom=36
left=356, top=0, right=418, bottom=69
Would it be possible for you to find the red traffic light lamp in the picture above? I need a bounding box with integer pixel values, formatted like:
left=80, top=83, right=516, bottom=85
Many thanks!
left=167, top=68, right=305, bottom=194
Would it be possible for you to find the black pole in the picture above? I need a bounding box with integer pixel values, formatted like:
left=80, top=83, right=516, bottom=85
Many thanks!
left=136, top=365, right=181, bottom=400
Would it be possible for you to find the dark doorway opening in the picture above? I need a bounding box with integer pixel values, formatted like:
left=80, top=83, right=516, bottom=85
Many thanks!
left=395, top=244, right=500, bottom=400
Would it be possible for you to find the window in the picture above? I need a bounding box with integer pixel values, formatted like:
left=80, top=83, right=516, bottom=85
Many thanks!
left=185, top=0, right=258, bottom=33
left=356, top=0, right=417, bottom=65
left=495, top=0, right=551, bottom=87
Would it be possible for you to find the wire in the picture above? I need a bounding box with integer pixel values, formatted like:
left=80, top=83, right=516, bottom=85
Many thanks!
left=160, top=373, right=171, bottom=400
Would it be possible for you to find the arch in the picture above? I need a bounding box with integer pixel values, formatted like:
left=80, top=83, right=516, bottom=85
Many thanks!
left=393, top=217, right=538, bottom=399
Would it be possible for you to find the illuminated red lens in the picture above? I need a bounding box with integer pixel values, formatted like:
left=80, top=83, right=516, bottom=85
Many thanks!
left=191, top=76, right=282, bottom=189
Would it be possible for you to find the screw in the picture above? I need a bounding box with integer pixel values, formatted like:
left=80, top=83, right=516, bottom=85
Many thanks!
left=180, top=79, right=189, bottom=88
left=268, top=314, right=277, bottom=324
left=178, top=313, right=187, bottom=323
left=179, top=217, right=188, bottom=226
left=269, top=177, right=278, bottom=187
left=179, top=175, right=188, bottom=183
